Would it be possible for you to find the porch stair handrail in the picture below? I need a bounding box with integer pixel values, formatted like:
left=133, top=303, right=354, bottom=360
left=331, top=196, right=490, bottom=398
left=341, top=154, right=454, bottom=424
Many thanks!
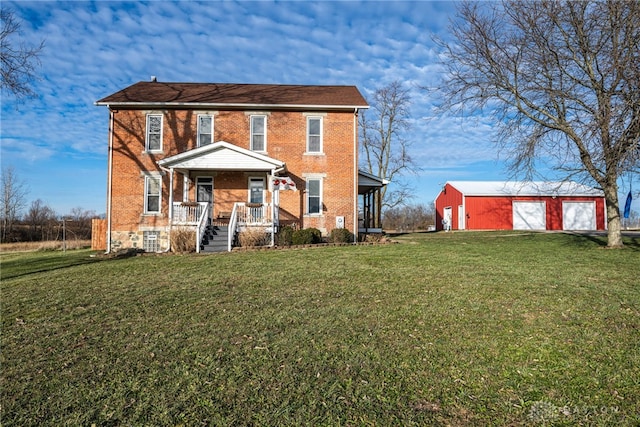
left=195, top=202, right=210, bottom=254
left=228, top=203, right=240, bottom=252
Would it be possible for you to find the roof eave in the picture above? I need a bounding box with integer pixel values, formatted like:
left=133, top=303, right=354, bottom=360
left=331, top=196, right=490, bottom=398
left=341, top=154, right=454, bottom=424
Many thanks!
left=95, top=101, right=369, bottom=110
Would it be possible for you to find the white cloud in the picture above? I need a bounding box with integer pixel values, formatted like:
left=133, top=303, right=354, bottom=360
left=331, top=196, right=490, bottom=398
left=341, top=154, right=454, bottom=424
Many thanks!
left=2, top=0, right=499, bottom=213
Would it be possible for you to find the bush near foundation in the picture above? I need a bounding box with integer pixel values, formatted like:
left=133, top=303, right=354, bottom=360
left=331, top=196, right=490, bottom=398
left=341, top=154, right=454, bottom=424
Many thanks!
left=328, top=228, right=354, bottom=244
left=291, top=228, right=322, bottom=245
left=238, top=228, right=270, bottom=247
left=171, top=227, right=196, bottom=253
left=276, top=225, right=295, bottom=247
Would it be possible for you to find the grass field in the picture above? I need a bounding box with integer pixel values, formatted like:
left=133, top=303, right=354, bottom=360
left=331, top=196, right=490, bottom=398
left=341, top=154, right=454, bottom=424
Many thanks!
left=2, top=232, right=639, bottom=426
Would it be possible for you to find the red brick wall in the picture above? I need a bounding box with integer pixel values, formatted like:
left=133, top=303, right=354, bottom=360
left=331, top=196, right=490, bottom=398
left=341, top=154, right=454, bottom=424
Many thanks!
left=108, top=108, right=357, bottom=247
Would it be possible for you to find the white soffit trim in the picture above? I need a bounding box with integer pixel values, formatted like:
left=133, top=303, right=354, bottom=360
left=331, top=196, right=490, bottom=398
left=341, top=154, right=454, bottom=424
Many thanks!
left=358, top=169, right=389, bottom=187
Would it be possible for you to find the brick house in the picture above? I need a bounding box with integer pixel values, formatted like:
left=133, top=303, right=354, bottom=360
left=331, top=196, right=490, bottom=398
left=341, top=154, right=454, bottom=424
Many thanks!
left=96, top=81, right=385, bottom=252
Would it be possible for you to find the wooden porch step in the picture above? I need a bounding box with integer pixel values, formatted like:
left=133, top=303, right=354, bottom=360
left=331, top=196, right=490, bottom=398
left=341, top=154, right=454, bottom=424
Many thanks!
left=200, top=225, right=229, bottom=253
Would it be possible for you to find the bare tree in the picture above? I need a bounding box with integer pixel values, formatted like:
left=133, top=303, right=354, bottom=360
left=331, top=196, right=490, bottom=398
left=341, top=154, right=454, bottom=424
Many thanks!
left=1, top=7, right=44, bottom=99
left=360, top=81, right=417, bottom=220
left=437, top=0, right=640, bottom=247
left=1, top=166, right=29, bottom=242
left=383, top=203, right=435, bottom=231
left=25, top=199, right=58, bottom=241
left=66, top=207, right=97, bottom=240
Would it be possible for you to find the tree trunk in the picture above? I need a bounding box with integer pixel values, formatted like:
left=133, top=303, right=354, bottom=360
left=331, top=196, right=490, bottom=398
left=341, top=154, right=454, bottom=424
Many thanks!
left=604, top=185, right=623, bottom=248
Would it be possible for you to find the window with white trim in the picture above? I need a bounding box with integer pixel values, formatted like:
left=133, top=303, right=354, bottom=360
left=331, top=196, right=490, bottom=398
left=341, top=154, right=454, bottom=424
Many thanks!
left=197, top=115, right=213, bottom=147
left=146, top=114, right=163, bottom=151
left=307, top=116, right=323, bottom=153
left=144, top=176, right=161, bottom=214
left=306, top=178, right=322, bottom=215
left=250, top=115, right=266, bottom=151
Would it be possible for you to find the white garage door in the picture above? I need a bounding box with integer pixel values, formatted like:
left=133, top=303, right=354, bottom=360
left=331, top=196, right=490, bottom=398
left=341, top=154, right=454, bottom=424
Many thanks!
left=513, top=201, right=546, bottom=230
left=563, top=201, right=596, bottom=230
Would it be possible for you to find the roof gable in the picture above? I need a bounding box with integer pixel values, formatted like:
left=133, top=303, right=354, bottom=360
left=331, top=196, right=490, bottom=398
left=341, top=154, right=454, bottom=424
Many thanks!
left=447, top=181, right=604, bottom=197
left=97, top=82, right=369, bottom=109
left=158, top=141, right=285, bottom=172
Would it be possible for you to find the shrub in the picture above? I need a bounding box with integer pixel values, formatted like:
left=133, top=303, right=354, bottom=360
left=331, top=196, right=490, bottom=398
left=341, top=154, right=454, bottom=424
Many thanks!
left=171, top=227, right=196, bottom=253
left=238, top=228, right=270, bottom=247
left=292, top=228, right=322, bottom=245
left=276, top=225, right=295, bottom=247
left=328, top=228, right=354, bottom=244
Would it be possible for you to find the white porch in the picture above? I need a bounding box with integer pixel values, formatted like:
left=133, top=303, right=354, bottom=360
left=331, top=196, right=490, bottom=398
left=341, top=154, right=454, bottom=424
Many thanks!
left=158, top=141, right=286, bottom=252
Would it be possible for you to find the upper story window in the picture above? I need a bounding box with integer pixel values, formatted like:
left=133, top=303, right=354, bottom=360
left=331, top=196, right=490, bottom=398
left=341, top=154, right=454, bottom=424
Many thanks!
left=197, top=115, right=213, bottom=147
left=146, top=114, right=163, bottom=152
left=144, top=175, right=161, bottom=214
left=250, top=115, right=266, bottom=152
left=306, top=116, right=323, bottom=153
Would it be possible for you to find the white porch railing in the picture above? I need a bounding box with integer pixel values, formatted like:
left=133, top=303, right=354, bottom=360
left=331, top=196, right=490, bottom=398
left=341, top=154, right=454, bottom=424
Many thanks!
left=172, top=201, right=275, bottom=252
left=172, top=202, right=208, bottom=225
left=236, top=202, right=272, bottom=225
left=228, top=202, right=275, bottom=251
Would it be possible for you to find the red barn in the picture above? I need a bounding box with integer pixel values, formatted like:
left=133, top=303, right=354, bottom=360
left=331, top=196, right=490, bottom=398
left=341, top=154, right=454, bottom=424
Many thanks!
left=435, top=181, right=606, bottom=231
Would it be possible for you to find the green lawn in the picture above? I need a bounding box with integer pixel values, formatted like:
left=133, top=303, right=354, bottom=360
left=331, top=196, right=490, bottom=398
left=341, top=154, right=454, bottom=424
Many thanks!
left=2, top=232, right=639, bottom=426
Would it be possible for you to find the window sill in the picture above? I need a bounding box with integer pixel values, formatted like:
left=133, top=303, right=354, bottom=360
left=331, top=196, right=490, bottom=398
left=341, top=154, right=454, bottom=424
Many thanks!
left=304, top=152, right=325, bottom=156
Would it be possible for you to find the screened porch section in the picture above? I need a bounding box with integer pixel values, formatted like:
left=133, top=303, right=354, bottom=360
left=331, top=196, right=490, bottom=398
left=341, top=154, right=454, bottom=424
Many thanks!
left=358, top=170, right=389, bottom=234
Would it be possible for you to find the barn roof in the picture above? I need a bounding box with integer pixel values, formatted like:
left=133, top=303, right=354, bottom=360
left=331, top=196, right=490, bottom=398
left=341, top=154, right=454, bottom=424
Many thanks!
left=96, top=81, right=369, bottom=110
left=447, top=181, right=604, bottom=197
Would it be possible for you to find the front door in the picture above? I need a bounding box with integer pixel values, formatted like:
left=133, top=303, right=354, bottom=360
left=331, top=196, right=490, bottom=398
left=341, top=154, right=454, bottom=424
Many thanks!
left=249, top=177, right=265, bottom=204
left=196, top=177, right=213, bottom=221
left=248, top=177, right=265, bottom=223
left=443, top=206, right=452, bottom=231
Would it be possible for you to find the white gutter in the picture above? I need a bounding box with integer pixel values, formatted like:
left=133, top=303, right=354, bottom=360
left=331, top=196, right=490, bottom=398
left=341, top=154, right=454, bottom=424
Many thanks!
left=106, top=110, right=114, bottom=253
left=95, top=101, right=370, bottom=111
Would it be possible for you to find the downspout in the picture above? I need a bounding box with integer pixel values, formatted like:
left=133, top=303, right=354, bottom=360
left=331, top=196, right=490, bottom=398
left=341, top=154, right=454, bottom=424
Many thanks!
left=353, top=108, right=358, bottom=243
left=270, top=168, right=276, bottom=247
left=160, top=165, right=173, bottom=252
left=106, top=109, right=114, bottom=253
left=271, top=165, right=285, bottom=245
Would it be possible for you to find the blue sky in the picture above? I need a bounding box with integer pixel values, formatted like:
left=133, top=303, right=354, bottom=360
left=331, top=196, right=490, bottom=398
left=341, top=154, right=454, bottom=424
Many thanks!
left=2, top=0, right=638, bottom=217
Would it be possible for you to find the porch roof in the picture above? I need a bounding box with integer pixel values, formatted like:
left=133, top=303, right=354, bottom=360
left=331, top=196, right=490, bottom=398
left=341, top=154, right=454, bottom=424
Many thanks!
left=158, top=141, right=285, bottom=173
left=358, top=170, right=389, bottom=194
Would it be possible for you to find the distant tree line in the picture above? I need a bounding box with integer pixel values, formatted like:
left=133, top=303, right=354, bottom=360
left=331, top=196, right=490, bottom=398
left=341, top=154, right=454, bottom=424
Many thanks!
left=2, top=200, right=98, bottom=243
left=382, top=203, right=435, bottom=232
left=1, top=167, right=100, bottom=243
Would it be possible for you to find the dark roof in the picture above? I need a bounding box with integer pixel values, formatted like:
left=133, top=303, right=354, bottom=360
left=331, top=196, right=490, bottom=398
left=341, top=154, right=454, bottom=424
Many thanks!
left=96, top=81, right=368, bottom=109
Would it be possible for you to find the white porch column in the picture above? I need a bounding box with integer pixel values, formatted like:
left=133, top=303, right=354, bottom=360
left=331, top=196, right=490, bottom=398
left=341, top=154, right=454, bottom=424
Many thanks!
left=183, top=173, right=190, bottom=202
left=168, top=167, right=174, bottom=221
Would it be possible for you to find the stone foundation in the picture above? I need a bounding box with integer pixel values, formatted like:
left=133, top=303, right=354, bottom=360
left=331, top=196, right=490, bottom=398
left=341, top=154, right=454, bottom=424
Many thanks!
left=109, top=228, right=170, bottom=253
